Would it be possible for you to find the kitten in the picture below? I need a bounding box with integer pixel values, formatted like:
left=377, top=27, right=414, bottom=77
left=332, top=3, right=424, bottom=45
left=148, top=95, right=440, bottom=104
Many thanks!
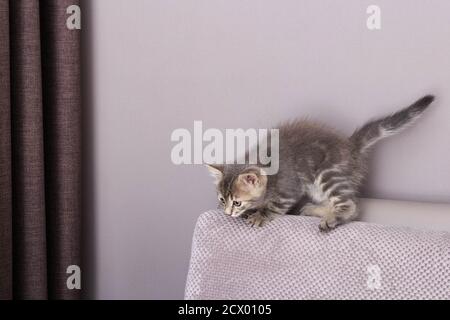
left=206, top=95, right=434, bottom=231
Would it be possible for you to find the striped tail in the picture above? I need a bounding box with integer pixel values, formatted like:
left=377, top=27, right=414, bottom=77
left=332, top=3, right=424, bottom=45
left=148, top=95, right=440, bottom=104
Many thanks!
left=350, top=95, right=434, bottom=153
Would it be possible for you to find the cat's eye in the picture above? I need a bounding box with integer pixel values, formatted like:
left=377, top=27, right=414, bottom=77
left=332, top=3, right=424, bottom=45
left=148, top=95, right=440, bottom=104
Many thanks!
left=233, top=201, right=242, bottom=207
left=219, top=197, right=225, bottom=203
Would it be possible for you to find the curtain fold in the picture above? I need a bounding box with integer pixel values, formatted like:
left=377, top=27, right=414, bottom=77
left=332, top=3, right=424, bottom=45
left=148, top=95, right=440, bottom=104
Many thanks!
left=10, top=0, right=48, bottom=299
left=0, top=0, right=12, bottom=300
left=0, top=0, right=81, bottom=300
left=40, top=0, right=82, bottom=300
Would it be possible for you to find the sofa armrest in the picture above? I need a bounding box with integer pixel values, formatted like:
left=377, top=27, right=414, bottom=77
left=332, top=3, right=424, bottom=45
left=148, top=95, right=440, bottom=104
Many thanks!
left=185, top=206, right=450, bottom=300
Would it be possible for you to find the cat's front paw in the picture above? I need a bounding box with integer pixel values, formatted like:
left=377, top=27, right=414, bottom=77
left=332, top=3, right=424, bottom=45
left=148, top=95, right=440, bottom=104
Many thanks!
left=246, top=212, right=271, bottom=227
left=318, top=216, right=338, bottom=232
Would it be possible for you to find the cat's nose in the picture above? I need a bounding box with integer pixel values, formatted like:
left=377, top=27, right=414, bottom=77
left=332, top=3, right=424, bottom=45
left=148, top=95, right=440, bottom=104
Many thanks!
left=224, top=208, right=232, bottom=215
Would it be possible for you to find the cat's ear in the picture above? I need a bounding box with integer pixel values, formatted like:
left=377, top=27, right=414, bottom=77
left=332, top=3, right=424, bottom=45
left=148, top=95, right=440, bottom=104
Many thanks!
left=205, top=164, right=224, bottom=184
left=238, top=167, right=267, bottom=189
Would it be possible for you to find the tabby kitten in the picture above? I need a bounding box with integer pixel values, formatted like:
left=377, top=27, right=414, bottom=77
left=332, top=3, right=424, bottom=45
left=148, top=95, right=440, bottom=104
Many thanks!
left=207, top=95, right=434, bottom=231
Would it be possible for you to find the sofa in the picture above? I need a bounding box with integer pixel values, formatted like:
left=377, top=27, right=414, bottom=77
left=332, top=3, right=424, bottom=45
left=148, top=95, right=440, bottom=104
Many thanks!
left=185, top=198, right=450, bottom=300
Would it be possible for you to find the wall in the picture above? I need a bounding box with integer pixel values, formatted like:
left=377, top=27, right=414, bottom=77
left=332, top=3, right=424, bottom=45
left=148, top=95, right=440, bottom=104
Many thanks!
left=83, top=0, right=450, bottom=299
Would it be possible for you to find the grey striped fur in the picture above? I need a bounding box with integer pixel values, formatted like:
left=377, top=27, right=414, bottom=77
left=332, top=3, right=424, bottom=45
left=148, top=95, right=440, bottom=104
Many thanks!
left=207, top=95, right=434, bottom=231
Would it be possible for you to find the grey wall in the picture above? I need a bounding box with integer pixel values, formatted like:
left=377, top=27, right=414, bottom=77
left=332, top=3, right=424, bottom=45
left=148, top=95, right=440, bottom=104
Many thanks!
left=84, top=0, right=450, bottom=299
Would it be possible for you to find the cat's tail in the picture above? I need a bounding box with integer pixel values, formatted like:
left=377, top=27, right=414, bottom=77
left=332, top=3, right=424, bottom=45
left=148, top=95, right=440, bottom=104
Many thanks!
left=350, top=95, right=434, bottom=154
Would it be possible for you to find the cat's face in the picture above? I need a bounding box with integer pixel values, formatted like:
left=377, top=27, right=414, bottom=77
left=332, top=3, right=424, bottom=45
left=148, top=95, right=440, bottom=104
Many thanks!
left=206, top=165, right=267, bottom=217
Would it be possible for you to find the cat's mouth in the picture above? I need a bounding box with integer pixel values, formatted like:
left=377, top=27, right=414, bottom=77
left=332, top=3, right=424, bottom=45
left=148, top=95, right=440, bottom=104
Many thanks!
left=231, top=208, right=258, bottom=218
left=231, top=211, right=244, bottom=218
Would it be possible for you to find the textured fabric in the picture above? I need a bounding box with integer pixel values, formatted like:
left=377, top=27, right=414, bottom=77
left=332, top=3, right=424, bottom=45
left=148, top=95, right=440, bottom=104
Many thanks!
left=185, top=211, right=450, bottom=300
left=0, top=0, right=12, bottom=300
left=0, top=0, right=81, bottom=300
left=40, top=0, right=82, bottom=300
left=10, top=0, right=48, bottom=299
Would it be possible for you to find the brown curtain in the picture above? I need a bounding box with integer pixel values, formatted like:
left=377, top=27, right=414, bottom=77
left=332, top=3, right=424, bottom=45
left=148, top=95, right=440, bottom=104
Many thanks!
left=0, top=0, right=81, bottom=299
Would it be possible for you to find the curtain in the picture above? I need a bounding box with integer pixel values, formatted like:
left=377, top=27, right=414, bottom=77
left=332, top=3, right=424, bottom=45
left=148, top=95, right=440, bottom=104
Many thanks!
left=0, top=0, right=81, bottom=299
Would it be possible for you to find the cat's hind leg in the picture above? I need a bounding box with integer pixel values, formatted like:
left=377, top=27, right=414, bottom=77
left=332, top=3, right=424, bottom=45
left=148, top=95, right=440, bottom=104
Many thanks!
left=321, top=193, right=358, bottom=231
left=301, top=201, right=339, bottom=231
left=332, top=196, right=358, bottom=220
left=302, top=184, right=359, bottom=231
left=317, top=166, right=360, bottom=230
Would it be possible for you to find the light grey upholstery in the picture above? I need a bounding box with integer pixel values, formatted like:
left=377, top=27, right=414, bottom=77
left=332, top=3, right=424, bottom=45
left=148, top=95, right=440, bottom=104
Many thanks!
left=185, top=205, right=450, bottom=300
